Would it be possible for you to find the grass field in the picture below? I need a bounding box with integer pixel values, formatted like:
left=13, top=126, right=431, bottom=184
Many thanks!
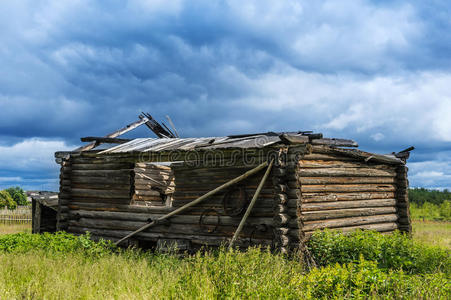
left=0, top=222, right=449, bottom=299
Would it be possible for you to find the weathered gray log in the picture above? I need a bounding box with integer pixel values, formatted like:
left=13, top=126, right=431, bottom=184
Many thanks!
left=69, top=219, right=272, bottom=239
left=297, top=160, right=393, bottom=169
left=302, top=192, right=395, bottom=202
left=70, top=188, right=131, bottom=199
left=297, top=168, right=396, bottom=177
left=69, top=226, right=272, bottom=247
left=301, top=199, right=397, bottom=211
left=300, top=184, right=396, bottom=193
left=115, top=161, right=270, bottom=245
left=294, top=177, right=396, bottom=185
left=70, top=210, right=275, bottom=226
left=229, top=159, right=274, bottom=249
left=302, top=214, right=398, bottom=231
left=301, top=207, right=397, bottom=221
left=71, top=163, right=133, bottom=170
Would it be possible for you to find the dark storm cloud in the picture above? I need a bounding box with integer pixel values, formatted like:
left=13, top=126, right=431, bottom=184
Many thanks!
left=0, top=0, right=450, bottom=190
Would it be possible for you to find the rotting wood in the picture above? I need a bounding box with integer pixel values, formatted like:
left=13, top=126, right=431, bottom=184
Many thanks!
left=302, top=214, right=398, bottom=231
left=301, top=199, right=397, bottom=211
left=301, top=207, right=397, bottom=221
left=115, top=161, right=270, bottom=245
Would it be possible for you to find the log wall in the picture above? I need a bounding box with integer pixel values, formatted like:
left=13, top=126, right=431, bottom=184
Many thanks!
left=60, top=150, right=292, bottom=250
left=293, top=145, right=410, bottom=242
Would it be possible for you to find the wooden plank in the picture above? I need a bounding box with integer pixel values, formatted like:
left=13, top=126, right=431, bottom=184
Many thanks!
left=303, top=214, right=398, bottom=231
left=301, top=199, right=397, bottom=211
left=80, top=137, right=131, bottom=144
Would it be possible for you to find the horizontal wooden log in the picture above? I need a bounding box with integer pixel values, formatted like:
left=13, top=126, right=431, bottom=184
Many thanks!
left=68, top=218, right=273, bottom=239
left=71, top=170, right=132, bottom=178
left=293, top=153, right=358, bottom=161
left=69, top=197, right=132, bottom=205
left=295, top=177, right=396, bottom=185
left=298, top=160, right=394, bottom=169
left=67, top=202, right=275, bottom=217
left=70, top=176, right=131, bottom=184
left=301, top=207, right=397, bottom=221
left=303, top=214, right=398, bottom=231
left=301, top=199, right=397, bottom=211
left=69, top=210, right=277, bottom=226
left=68, top=202, right=174, bottom=213
left=297, top=168, right=396, bottom=177
left=71, top=163, right=133, bottom=170
left=303, top=222, right=399, bottom=239
left=71, top=182, right=131, bottom=190
left=301, top=184, right=396, bottom=193
left=68, top=226, right=273, bottom=247
left=302, top=192, right=395, bottom=202
left=71, top=188, right=131, bottom=199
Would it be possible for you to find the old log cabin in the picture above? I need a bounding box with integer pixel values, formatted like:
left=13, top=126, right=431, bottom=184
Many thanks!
left=51, top=130, right=412, bottom=253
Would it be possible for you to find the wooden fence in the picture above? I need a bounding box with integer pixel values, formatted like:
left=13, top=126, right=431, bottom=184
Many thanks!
left=0, top=206, right=32, bottom=224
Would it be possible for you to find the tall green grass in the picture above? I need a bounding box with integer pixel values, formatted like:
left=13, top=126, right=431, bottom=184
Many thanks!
left=0, top=231, right=450, bottom=299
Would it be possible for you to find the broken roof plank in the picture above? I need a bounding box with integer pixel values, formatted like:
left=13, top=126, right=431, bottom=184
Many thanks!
left=80, top=137, right=131, bottom=144
left=74, top=117, right=149, bottom=152
left=311, top=138, right=358, bottom=147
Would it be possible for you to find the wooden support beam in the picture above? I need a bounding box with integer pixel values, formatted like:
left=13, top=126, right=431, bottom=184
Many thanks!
left=229, top=159, right=274, bottom=249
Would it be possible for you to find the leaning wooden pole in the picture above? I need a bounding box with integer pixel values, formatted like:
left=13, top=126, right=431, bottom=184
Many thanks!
left=115, top=160, right=269, bottom=245
left=229, top=158, right=274, bottom=250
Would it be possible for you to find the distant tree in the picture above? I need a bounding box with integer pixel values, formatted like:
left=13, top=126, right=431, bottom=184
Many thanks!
left=5, top=186, right=27, bottom=206
left=0, top=190, right=17, bottom=209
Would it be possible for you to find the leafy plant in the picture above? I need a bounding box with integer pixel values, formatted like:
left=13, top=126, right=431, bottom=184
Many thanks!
left=307, top=229, right=451, bottom=275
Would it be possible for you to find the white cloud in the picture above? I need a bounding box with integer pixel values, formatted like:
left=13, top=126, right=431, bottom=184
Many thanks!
left=0, top=138, right=74, bottom=171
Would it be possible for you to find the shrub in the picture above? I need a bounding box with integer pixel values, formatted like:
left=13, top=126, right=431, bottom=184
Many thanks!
left=307, top=229, right=451, bottom=275
left=0, top=232, right=116, bottom=257
left=295, top=257, right=450, bottom=299
left=0, top=190, right=17, bottom=210
left=5, top=186, right=27, bottom=206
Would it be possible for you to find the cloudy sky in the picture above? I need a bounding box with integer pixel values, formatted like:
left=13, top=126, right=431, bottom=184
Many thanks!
left=0, top=0, right=450, bottom=191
